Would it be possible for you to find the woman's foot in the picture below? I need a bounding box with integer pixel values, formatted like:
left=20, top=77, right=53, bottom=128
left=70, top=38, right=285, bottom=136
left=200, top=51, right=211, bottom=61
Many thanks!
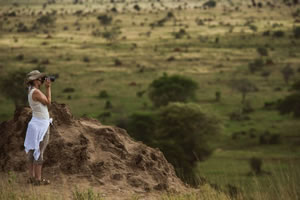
left=33, top=178, right=50, bottom=186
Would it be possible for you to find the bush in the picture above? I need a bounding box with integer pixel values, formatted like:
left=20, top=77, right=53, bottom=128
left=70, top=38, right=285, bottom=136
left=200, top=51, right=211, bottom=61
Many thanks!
left=154, top=102, right=221, bottom=185
left=203, top=0, right=217, bottom=8
left=281, top=64, right=294, bottom=84
left=99, top=90, right=109, bottom=98
left=249, top=157, right=263, bottom=175
left=97, top=15, right=112, bottom=26
left=0, top=69, right=28, bottom=107
left=63, top=88, right=75, bottom=93
left=278, top=93, right=300, bottom=118
left=105, top=100, right=112, bottom=109
left=242, top=100, right=255, bottom=114
left=114, top=58, right=122, bottom=66
left=269, top=134, right=281, bottom=144
left=127, top=112, right=156, bottom=145
left=273, top=30, right=285, bottom=38
left=36, top=14, right=56, bottom=26
left=148, top=74, right=198, bottom=107
left=83, top=56, right=90, bottom=63
left=256, top=47, right=268, bottom=56
left=102, top=26, right=121, bottom=42
left=215, top=91, right=221, bottom=102
left=248, top=58, right=264, bottom=73
left=291, top=80, right=300, bottom=91
left=133, top=4, right=141, bottom=11
left=294, top=26, right=300, bottom=39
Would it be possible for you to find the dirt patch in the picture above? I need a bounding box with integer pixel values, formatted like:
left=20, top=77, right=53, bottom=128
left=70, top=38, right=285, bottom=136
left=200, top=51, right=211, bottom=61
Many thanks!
left=0, top=102, right=187, bottom=197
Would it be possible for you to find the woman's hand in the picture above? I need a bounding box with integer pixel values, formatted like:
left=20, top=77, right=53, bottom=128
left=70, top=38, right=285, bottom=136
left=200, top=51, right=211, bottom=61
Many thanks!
left=45, top=78, right=51, bottom=88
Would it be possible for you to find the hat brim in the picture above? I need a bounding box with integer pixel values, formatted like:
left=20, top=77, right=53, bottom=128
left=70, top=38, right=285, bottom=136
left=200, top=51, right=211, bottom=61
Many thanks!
left=26, top=73, right=46, bottom=83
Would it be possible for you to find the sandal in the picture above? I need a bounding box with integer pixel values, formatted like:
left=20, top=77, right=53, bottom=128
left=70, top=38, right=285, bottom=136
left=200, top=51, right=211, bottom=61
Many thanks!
left=33, top=178, right=50, bottom=186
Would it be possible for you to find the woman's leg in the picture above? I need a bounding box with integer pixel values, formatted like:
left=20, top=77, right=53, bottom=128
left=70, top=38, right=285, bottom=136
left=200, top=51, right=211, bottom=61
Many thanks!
left=28, top=163, right=34, bottom=177
left=27, top=150, right=35, bottom=178
left=34, top=128, right=50, bottom=181
left=34, top=164, right=42, bottom=180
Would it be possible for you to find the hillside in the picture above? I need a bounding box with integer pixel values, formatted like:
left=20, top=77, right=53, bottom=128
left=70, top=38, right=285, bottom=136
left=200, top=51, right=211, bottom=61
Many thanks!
left=0, top=103, right=190, bottom=199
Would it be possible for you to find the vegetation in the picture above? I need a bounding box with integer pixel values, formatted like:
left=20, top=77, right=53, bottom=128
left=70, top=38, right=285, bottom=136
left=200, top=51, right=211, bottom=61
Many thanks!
left=278, top=92, right=300, bottom=118
left=154, top=103, right=220, bottom=185
left=0, top=0, right=299, bottom=199
left=0, top=69, right=28, bottom=108
left=148, top=74, right=198, bottom=107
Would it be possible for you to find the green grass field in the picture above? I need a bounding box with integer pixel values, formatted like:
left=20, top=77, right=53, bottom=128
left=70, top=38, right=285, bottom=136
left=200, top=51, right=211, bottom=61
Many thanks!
left=0, top=0, right=300, bottom=199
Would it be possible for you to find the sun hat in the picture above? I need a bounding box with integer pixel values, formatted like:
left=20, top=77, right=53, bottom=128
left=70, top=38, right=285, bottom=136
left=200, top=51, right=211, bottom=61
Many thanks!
left=26, top=70, right=46, bottom=83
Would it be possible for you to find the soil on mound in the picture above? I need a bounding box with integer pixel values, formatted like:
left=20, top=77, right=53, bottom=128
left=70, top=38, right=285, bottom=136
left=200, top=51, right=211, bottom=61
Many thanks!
left=0, top=102, right=187, bottom=197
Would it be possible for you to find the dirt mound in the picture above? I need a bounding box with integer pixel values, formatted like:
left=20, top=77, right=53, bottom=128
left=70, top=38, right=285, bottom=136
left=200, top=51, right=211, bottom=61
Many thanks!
left=0, top=102, right=187, bottom=197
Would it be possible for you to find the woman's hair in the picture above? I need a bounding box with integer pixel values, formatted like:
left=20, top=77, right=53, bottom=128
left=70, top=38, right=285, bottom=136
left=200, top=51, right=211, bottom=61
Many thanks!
left=27, top=80, right=34, bottom=86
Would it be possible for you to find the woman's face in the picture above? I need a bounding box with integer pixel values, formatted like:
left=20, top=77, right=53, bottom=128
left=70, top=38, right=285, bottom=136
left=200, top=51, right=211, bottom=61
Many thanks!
left=34, top=78, right=44, bottom=87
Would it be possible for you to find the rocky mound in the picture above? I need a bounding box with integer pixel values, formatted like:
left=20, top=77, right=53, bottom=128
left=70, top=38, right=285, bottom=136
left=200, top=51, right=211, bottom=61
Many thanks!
left=0, top=102, right=187, bottom=196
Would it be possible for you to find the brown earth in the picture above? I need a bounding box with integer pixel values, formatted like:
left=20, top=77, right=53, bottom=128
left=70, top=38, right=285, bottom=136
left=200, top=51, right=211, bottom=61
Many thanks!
left=0, top=102, right=189, bottom=199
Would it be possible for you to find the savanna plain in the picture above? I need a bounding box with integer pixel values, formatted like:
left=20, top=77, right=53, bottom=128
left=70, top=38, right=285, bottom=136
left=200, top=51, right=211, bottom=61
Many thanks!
left=0, top=0, right=300, bottom=199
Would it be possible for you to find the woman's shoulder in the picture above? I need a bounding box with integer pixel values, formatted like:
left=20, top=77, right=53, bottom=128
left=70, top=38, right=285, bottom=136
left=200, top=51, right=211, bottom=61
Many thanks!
left=32, top=88, right=44, bottom=99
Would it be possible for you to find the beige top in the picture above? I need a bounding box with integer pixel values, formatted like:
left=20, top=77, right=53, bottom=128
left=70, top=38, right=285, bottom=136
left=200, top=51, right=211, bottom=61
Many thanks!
left=28, top=88, right=49, bottom=120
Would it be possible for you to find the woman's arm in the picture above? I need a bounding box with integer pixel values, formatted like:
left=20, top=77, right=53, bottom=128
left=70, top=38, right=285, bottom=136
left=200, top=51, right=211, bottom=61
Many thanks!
left=32, top=79, right=51, bottom=106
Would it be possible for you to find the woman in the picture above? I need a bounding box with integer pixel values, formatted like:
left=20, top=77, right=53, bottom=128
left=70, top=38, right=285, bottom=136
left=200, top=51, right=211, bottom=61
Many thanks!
left=24, top=70, right=52, bottom=185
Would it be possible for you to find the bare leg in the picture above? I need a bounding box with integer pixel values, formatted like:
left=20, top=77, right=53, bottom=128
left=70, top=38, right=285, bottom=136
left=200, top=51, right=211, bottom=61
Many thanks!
left=34, top=164, right=42, bottom=181
left=28, top=163, right=35, bottom=178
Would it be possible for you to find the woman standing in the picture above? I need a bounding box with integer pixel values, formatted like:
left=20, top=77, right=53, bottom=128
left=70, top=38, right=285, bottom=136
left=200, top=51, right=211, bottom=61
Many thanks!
left=24, top=70, right=52, bottom=185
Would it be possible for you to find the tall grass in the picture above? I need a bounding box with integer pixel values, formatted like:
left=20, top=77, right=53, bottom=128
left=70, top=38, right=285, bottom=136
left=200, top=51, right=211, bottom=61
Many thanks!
left=1, top=164, right=299, bottom=200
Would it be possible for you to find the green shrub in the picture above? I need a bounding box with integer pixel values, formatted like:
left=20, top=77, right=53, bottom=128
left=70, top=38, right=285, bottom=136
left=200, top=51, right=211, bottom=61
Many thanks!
left=97, top=14, right=112, bottom=26
left=133, top=4, right=141, bottom=11
left=249, top=24, right=258, bottom=32
left=99, top=90, right=109, bottom=98
left=0, top=69, right=28, bottom=108
left=278, top=93, right=300, bottom=118
left=291, top=80, right=300, bottom=91
left=154, top=102, right=221, bottom=185
left=127, top=112, right=156, bottom=145
left=203, top=0, right=217, bottom=8
left=63, top=88, right=75, bottom=93
left=256, top=47, right=268, bottom=56
left=293, top=26, right=300, bottom=39
left=281, top=65, right=294, bottom=84
left=215, top=91, right=221, bottom=102
left=148, top=74, right=198, bottom=107
left=105, top=100, right=112, bottom=109
left=273, top=30, right=285, bottom=38
left=249, top=157, right=263, bottom=175
left=36, top=14, right=56, bottom=26
left=248, top=58, right=264, bottom=73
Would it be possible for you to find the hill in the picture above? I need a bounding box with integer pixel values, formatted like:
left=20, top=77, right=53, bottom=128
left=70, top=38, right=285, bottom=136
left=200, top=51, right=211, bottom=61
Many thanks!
left=0, top=102, right=189, bottom=199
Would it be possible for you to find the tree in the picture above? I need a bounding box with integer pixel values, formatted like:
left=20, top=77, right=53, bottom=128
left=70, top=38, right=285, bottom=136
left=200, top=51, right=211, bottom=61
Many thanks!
left=203, top=0, right=217, bottom=8
left=148, top=74, right=198, bottom=107
left=294, top=26, right=300, bottom=39
left=230, top=79, right=258, bottom=104
left=0, top=69, right=28, bottom=108
left=256, top=47, right=268, bottom=56
left=127, top=112, right=156, bottom=145
left=248, top=58, right=264, bottom=73
left=154, top=103, right=221, bottom=185
left=102, top=26, right=121, bottom=43
left=35, top=14, right=56, bottom=27
left=97, top=14, right=112, bottom=26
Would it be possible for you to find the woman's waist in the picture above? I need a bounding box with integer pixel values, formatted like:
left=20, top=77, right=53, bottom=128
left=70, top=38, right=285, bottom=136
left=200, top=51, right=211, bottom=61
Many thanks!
left=31, top=112, right=50, bottom=120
